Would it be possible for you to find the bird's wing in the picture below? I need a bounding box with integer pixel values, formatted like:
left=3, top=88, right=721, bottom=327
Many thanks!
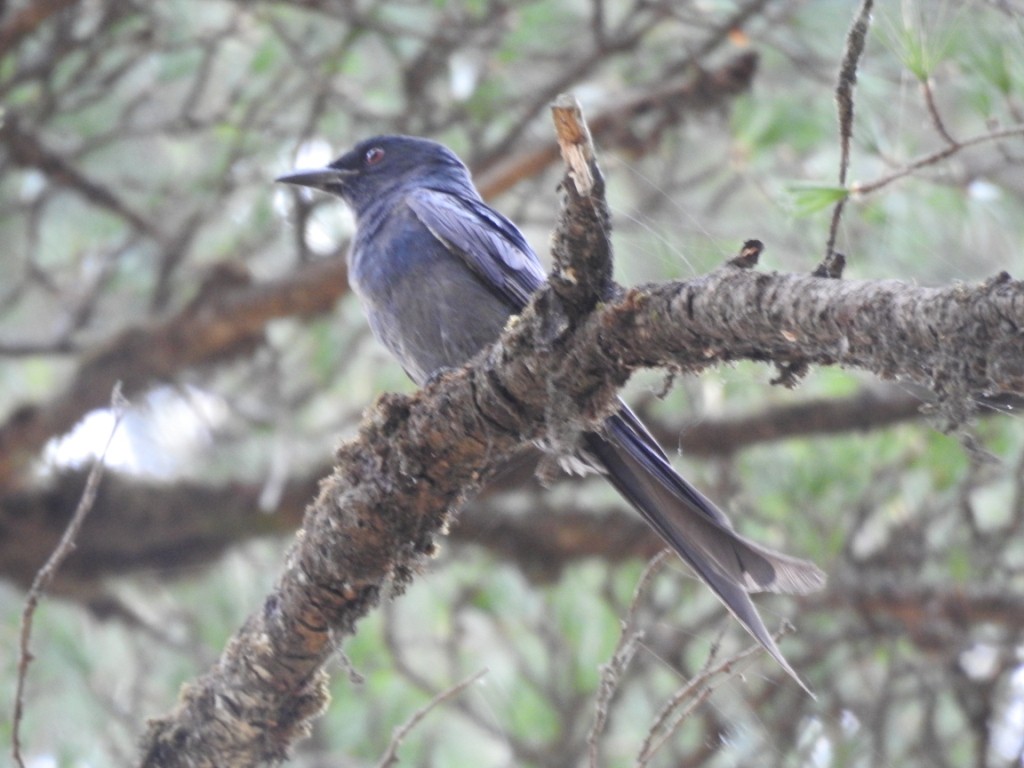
left=406, top=187, right=544, bottom=311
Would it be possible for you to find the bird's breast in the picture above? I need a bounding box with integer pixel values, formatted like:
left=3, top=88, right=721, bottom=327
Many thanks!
left=348, top=211, right=512, bottom=384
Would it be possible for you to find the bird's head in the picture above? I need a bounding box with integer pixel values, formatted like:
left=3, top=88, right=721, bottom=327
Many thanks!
left=277, top=135, right=474, bottom=215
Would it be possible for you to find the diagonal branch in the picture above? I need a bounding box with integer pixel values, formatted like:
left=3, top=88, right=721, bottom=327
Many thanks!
left=137, top=104, right=1024, bottom=764
left=1, top=115, right=157, bottom=236
left=0, top=0, right=82, bottom=56
left=475, top=51, right=759, bottom=199
left=137, top=250, right=1023, bottom=762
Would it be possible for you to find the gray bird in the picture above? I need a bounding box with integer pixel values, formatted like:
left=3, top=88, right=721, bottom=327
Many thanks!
left=278, top=135, right=825, bottom=693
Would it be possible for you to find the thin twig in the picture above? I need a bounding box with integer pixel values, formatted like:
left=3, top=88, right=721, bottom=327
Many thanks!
left=637, top=688, right=714, bottom=768
left=921, top=77, right=957, bottom=146
left=12, top=383, right=128, bottom=768
left=587, top=551, right=670, bottom=767
left=835, top=0, right=874, bottom=189
left=825, top=0, right=875, bottom=260
left=854, top=124, right=1024, bottom=195
left=636, top=623, right=796, bottom=766
left=375, top=668, right=488, bottom=768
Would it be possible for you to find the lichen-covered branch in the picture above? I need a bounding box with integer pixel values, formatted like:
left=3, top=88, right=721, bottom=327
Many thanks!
left=578, top=268, right=1022, bottom=425
left=137, top=119, right=1023, bottom=766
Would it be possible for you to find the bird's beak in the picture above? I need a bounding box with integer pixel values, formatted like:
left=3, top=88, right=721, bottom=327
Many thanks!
left=275, top=167, right=353, bottom=192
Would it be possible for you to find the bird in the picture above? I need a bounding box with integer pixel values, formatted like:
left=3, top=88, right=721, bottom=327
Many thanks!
left=278, top=135, right=825, bottom=693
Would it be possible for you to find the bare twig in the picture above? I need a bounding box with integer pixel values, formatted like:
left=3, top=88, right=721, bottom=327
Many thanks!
left=921, top=78, right=957, bottom=146
left=11, top=383, right=128, bottom=768
left=638, top=689, right=715, bottom=767
left=475, top=52, right=758, bottom=199
left=834, top=0, right=874, bottom=188
left=825, top=0, right=874, bottom=261
left=636, top=624, right=796, bottom=766
left=375, top=668, right=488, bottom=768
left=587, top=551, right=670, bottom=767
left=854, top=124, right=1024, bottom=195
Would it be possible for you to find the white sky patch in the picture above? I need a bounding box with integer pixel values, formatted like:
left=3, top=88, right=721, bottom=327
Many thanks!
left=19, top=168, right=47, bottom=201
left=24, top=753, right=59, bottom=768
left=961, top=642, right=1001, bottom=679
left=967, top=179, right=1001, bottom=202
left=273, top=137, right=354, bottom=252
left=449, top=52, right=481, bottom=101
left=306, top=203, right=355, bottom=252
left=294, top=137, right=334, bottom=169
left=44, top=408, right=137, bottom=472
left=43, top=385, right=228, bottom=477
left=993, top=665, right=1024, bottom=760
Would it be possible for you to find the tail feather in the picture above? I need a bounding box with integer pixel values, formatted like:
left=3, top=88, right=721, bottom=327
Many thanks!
left=583, top=402, right=825, bottom=695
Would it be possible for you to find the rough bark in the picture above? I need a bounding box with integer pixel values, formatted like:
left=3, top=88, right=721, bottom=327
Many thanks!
left=136, top=107, right=1024, bottom=764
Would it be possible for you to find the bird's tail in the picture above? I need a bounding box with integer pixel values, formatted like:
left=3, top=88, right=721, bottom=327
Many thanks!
left=583, top=405, right=826, bottom=695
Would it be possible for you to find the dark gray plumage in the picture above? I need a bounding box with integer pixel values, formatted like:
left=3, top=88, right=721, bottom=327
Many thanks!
left=278, top=135, right=825, bottom=693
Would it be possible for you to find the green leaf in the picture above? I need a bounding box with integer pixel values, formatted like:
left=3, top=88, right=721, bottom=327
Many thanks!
left=946, top=546, right=973, bottom=584
left=250, top=37, right=281, bottom=75
left=786, top=183, right=849, bottom=217
left=877, top=7, right=957, bottom=81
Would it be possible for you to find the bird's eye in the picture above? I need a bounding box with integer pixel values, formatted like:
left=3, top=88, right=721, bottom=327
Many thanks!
left=364, top=147, right=385, bottom=166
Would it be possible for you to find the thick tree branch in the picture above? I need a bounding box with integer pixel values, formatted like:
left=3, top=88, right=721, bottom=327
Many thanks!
left=650, top=385, right=928, bottom=456
left=137, top=104, right=1024, bottom=762
left=0, top=463, right=657, bottom=592
left=577, top=269, right=1022, bottom=420
left=137, top=262, right=1022, bottom=763
left=0, top=469, right=314, bottom=596
left=824, top=583, right=1024, bottom=644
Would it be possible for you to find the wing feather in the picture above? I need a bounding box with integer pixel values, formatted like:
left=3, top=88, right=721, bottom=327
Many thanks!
left=407, top=188, right=544, bottom=311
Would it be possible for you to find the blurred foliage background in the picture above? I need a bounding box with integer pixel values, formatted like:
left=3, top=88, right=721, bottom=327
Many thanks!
left=2, top=0, right=1024, bottom=765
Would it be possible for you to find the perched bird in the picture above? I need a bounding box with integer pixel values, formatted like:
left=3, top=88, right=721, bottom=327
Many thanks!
left=278, top=135, right=825, bottom=692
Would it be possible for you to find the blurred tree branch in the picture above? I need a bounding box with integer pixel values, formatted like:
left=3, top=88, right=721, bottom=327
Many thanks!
left=0, top=383, right=990, bottom=594
left=476, top=51, right=759, bottom=198
left=0, top=0, right=80, bottom=54
left=0, top=258, right=349, bottom=486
